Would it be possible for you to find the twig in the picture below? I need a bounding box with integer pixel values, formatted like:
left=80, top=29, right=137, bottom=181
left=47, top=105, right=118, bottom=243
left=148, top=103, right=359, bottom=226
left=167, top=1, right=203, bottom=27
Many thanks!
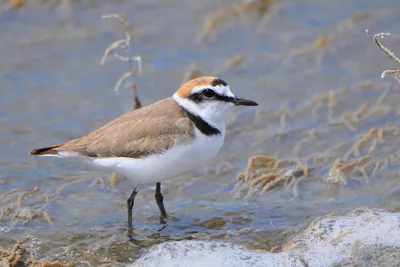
left=101, top=13, right=142, bottom=109
left=366, top=29, right=400, bottom=83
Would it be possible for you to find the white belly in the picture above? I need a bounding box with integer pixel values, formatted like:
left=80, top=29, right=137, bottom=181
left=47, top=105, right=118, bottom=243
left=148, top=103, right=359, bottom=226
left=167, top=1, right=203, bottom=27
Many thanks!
left=89, top=129, right=225, bottom=184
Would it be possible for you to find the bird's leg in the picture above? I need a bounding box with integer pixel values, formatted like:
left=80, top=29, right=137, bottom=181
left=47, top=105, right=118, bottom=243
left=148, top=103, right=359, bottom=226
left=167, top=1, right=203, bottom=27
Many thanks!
left=155, top=182, right=167, bottom=220
left=127, top=185, right=139, bottom=237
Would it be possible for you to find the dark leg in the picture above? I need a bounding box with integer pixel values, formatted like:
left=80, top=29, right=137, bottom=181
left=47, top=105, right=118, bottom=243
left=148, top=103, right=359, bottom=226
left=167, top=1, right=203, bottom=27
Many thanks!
left=127, top=186, right=139, bottom=236
left=155, top=182, right=167, bottom=219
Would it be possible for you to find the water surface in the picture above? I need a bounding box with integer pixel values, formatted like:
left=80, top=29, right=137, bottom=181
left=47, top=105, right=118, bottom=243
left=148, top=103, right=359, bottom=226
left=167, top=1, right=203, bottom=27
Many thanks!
left=1, top=0, right=400, bottom=265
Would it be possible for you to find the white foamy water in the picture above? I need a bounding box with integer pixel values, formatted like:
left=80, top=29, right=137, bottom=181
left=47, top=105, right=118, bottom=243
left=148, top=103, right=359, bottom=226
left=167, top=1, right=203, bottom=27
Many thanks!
left=132, top=208, right=400, bottom=267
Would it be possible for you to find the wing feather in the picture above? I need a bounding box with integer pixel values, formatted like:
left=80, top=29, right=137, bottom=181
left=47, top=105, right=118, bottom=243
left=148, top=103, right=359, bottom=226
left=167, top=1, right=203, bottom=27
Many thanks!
left=31, top=98, right=195, bottom=158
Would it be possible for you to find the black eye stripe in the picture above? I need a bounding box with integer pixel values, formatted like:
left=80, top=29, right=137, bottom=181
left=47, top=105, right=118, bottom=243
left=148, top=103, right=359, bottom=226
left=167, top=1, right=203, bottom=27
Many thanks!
left=215, top=94, right=235, bottom=102
left=189, top=91, right=234, bottom=104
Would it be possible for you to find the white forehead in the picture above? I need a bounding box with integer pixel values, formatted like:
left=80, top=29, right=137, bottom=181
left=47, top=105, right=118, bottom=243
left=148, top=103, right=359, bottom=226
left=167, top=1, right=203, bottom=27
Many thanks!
left=191, top=85, right=235, bottom=98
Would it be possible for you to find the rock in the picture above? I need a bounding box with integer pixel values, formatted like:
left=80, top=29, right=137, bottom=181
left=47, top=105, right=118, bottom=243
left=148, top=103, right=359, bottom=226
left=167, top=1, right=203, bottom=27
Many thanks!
left=200, top=217, right=227, bottom=229
left=131, top=208, right=400, bottom=267
left=132, top=241, right=282, bottom=267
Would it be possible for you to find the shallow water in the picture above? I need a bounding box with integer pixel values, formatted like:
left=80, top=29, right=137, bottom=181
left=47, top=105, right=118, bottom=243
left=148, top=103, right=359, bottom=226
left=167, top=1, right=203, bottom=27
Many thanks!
left=1, top=0, right=400, bottom=265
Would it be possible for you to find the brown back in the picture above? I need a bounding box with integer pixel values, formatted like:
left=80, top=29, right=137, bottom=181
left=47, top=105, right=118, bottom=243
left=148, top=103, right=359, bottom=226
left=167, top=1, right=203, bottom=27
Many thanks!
left=33, top=98, right=195, bottom=158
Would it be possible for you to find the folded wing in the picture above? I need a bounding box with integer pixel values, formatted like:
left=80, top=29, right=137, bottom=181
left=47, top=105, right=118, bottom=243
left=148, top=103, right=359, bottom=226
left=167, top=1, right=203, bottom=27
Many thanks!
left=30, top=98, right=194, bottom=158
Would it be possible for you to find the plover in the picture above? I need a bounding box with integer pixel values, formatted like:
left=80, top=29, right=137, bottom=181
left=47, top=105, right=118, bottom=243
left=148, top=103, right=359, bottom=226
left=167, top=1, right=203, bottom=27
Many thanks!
left=30, top=76, right=258, bottom=235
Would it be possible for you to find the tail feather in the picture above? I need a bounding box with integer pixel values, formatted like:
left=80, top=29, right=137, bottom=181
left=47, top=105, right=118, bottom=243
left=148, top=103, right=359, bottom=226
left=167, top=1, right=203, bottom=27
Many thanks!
left=30, top=144, right=62, bottom=156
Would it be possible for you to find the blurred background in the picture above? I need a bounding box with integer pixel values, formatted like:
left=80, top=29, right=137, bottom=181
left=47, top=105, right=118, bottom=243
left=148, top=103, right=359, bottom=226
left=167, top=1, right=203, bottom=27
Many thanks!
left=1, top=0, right=400, bottom=265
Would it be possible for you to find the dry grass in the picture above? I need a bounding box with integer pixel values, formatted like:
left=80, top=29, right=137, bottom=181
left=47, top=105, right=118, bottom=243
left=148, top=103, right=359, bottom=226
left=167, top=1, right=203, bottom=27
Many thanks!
left=234, top=156, right=308, bottom=197
left=281, top=33, right=336, bottom=66
left=0, top=172, right=104, bottom=226
left=366, top=30, right=400, bottom=83
left=101, top=13, right=142, bottom=110
left=237, top=77, right=400, bottom=197
left=200, top=0, right=279, bottom=41
left=1, top=0, right=73, bottom=10
left=0, top=242, right=96, bottom=267
left=0, top=187, right=52, bottom=225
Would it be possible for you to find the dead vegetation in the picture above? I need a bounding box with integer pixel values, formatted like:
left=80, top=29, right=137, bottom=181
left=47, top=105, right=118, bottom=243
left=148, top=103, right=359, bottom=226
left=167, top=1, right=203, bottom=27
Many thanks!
left=236, top=77, right=400, bottom=197
left=204, top=8, right=377, bottom=77
left=0, top=172, right=105, bottom=226
left=0, top=187, right=52, bottom=225
left=281, top=34, right=336, bottom=67
left=366, top=30, right=400, bottom=83
left=0, top=243, right=25, bottom=267
left=200, top=0, right=279, bottom=41
left=101, top=13, right=142, bottom=110
left=0, top=242, right=95, bottom=267
left=277, top=12, right=370, bottom=67
left=234, top=156, right=308, bottom=197
left=0, top=173, right=118, bottom=265
left=1, top=0, right=73, bottom=10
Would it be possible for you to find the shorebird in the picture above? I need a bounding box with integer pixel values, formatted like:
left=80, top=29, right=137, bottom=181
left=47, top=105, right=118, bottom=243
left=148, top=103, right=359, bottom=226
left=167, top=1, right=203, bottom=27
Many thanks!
left=30, top=76, right=258, bottom=235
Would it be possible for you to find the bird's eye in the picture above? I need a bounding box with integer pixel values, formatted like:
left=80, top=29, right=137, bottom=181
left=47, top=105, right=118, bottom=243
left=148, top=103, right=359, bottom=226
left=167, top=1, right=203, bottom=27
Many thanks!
left=201, top=89, right=216, bottom=99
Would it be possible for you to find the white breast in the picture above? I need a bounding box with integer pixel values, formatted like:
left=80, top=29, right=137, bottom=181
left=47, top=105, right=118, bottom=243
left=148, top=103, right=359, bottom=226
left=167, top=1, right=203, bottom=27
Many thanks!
left=89, top=128, right=225, bottom=184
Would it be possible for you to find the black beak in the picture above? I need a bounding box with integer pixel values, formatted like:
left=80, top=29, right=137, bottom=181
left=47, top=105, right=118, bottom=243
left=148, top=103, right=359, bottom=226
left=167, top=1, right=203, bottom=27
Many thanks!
left=233, top=97, right=258, bottom=106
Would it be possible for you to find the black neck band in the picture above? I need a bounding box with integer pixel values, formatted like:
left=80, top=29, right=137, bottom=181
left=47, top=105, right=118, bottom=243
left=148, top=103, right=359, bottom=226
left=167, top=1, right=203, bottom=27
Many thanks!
left=185, top=111, right=221, bottom=136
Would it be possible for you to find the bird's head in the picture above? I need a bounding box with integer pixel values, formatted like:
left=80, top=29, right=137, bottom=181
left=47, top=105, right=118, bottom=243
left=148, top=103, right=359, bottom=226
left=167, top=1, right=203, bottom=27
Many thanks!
left=173, top=76, right=258, bottom=125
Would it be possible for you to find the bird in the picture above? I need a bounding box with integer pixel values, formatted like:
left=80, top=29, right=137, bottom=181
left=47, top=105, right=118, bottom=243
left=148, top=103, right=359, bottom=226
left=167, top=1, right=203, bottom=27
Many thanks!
left=30, top=76, right=258, bottom=236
